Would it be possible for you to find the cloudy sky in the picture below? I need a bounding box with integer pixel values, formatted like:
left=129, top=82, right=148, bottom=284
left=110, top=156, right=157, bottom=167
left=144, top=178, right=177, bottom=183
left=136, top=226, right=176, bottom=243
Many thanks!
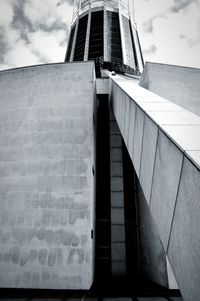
left=0, top=0, right=199, bottom=71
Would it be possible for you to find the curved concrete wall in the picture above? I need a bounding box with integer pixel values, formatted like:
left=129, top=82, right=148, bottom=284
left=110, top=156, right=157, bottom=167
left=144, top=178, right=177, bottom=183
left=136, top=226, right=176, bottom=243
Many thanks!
left=139, top=62, right=200, bottom=116
left=110, top=73, right=200, bottom=301
left=0, top=62, right=96, bottom=290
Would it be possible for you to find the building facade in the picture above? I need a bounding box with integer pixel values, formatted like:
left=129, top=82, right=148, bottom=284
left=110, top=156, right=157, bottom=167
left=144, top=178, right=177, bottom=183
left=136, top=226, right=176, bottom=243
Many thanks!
left=65, top=0, right=144, bottom=73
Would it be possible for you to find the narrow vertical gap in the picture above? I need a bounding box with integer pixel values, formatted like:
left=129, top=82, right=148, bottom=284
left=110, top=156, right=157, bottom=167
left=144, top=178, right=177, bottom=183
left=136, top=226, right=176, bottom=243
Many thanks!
left=122, top=140, right=140, bottom=284
left=136, top=29, right=145, bottom=68
left=130, top=24, right=139, bottom=71
left=166, top=154, right=184, bottom=253
left=94, top=95, right=111, bottom=288
left=74, top=15, right=88, bottom=61
left=110, top=110, right=126, bottom=280
left=149, top=128, right=159, bottom=208
left=65, top=25, right=76, bottom=62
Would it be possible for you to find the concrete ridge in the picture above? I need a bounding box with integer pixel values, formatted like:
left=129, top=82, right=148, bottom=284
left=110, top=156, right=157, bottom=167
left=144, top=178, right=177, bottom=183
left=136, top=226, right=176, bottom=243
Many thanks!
left=0, top=61, right=95, bottom=74
left=145, top=61, right=200, bottom=71
left=110, top=74, right=200, bottom=171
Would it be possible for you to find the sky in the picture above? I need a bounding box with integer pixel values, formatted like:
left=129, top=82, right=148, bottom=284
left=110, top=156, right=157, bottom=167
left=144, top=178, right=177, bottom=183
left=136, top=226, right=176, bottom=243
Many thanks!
left=0, top=0, right=199, bottom=71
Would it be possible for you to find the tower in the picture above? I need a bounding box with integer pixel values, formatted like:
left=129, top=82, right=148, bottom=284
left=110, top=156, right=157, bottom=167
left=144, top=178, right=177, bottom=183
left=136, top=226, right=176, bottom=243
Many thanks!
left=65, top=0, right=144, bottom=74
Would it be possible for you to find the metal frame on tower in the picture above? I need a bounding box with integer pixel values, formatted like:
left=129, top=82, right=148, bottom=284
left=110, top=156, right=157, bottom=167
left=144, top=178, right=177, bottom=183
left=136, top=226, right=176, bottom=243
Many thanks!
left=66, top=0, right=144, bottom=74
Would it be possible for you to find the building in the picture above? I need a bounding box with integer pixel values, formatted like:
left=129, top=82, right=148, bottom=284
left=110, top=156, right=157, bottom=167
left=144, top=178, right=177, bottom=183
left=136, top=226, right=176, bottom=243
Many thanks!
left=65, top=0, right=143, bottom=74
left=0, top=1, right=200, bottom=301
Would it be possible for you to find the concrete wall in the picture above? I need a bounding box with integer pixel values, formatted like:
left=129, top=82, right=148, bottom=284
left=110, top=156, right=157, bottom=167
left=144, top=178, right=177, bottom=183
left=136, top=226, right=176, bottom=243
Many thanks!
left=110, top=77, right=169, bottom=288
left=110, top=74, right=200, bottom=301
left=139, top=62, right=200, bottom=116
left=0, top=62, right=96, bottom=290
left=137, top=182, right=168, bottom=288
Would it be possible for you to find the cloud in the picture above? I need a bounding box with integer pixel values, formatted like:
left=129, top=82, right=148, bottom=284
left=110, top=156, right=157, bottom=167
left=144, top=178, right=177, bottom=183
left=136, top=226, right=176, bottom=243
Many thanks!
left=142, top=14, right=166, bottom=34
left=0, top=0, right=14, bottom=28
left=142, top=20, right=153, bottom=34
left=143, top=44, right=157, bottom=54
left=12, top=1, right=34, bottom=42
left=179, top=33, right=186, bottom=39
left=0, top=29, right=7, bottom=61
left=29, top=29, right=68, bottom=62
left=135, top=0, right=200, bottom=68
left=3, top=40, right=40, bottom=67
left=0, top=0, right=73, bottom=70
left=145, top=6, right=200, bottom=67
left=170, top=0, right=197, bottom=13
left=187, top=21, right=200, bottom=47
left=23, top=0, right=73, bottom=30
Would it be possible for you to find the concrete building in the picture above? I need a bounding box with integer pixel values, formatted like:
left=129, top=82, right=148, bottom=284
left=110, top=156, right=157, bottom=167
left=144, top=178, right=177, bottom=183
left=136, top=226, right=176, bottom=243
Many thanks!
left=0, top=1, right=200, bottom=301
left=65, top=0, right=144, bottom=73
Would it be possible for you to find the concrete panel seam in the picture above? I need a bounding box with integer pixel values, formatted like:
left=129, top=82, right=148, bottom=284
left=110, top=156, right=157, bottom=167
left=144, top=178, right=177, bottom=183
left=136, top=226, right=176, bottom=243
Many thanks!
left=131, top=105, right=138, bottom=161
left=127, top=100, right=137, bottom=159
left=138, top=112, right=146, bottom=179
left=125, top=97, right=131, bottom=147
left=149, top=127, right=160, bottom=208
left=166, top=154, right=185, bottom=253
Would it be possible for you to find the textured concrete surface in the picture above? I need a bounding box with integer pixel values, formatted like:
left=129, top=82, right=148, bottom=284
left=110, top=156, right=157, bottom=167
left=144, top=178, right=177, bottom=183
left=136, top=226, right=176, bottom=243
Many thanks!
left=137, top=183, right=168, bottom=288
left=137, top=298, right=166, bottom=301
left=111, top=225, right=125, bottom=242
left=0, top=297, right=183, bottom=301
left=132, top=107, right=144, bottom=176
left=0, top=62, right=95, bottom=289
left=138, top=102, right=184, bottom=112
left=139, top=116, right=158, bottom=205
left=150, top=130, right=183, bottom=250
left=186, top=150, right=200, bottom=169
left=162, top=125, right=200, bottom=152
left=109, top=73, right=200, bottom=301
left=123, top=95, right=131, bottom=148
left=103, top=297, right=132, bottom=301
left=127, top=100, right=136, bottom=160
left=149, top=111, right=200, bottom=126
left=139, top=62, right=200, bottom=116
left=96, top=78, right=109, bottom=94
left=166, top=256, right=178, bottom=289
left=168, top=157, right=200, bottom=301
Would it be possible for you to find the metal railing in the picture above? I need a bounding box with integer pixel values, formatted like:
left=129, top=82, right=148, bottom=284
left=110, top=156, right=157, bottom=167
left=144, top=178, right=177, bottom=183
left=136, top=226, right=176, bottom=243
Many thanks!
left=94, top=56, right=141, bottom=77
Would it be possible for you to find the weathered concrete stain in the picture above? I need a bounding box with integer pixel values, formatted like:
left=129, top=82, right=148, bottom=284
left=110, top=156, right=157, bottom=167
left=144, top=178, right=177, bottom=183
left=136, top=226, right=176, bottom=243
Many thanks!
left=0, top=62, right=95, bottom=289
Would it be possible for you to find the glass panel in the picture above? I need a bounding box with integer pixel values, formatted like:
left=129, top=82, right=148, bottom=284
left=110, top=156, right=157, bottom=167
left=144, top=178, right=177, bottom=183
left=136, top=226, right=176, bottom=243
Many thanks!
left=106, top=11, right=122, bottom=63
left=88, top=11, right=104, bottom=59
left=74, top=15, right=88, bottom=61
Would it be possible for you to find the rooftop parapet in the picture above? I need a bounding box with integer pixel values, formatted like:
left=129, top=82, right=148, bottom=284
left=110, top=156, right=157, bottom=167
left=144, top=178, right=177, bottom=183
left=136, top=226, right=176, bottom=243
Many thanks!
left=72, top=0, right=134, bottom=21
